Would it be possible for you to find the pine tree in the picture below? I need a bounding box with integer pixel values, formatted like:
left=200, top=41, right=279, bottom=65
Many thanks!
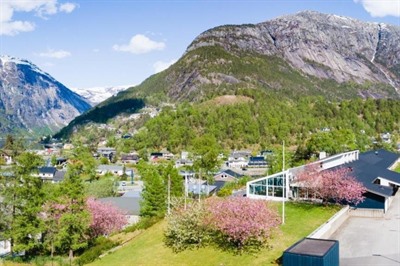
left=53, top=156, right=90, bottom=260
left=0, top=152, right=44, bottom=256
left=139, top=163, right=166, bottom=217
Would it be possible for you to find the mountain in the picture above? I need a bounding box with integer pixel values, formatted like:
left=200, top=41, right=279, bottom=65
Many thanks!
left=0, top=55, right=91, bottom=136
left=55, top=11, right=400, bottom=138
left=70, top=85, right=133, bottom=106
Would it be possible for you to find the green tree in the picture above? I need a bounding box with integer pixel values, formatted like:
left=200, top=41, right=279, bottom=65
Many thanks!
left=0, top=152, right=44, bottom=256
left=85, top=177, right=116, bottom=198
left=191, top=134, right=221, bottom=180
left=71, top=144, right=98, bottom=182
left=138, top=162, right=166, bottom=217
left=54, top=159, right=90, bottom=260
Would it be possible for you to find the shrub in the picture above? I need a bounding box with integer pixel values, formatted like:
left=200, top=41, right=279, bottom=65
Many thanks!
left=75, top=237, right=116, bottom=266
left=164, top=202, right=210, bottom=252
left=164, top=197, right=281, bottom=254
left=204, top=197, right=281, bottom=253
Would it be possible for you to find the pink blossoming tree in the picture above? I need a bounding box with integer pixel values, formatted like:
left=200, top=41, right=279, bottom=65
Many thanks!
left=295, top=165, right=366, bottom=205
left=204, top=197, right=281, bottom=252
left=86, top=198, right=128, bottom=238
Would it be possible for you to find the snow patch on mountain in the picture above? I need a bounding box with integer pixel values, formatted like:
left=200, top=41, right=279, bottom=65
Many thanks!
left=70, top=85, right=134, bottom=105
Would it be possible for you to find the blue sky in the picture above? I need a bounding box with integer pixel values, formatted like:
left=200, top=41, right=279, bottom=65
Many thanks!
left=1, top=0, right=399, bottom=89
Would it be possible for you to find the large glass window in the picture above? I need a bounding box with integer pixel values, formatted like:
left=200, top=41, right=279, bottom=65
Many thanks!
left=249, top=173, right=286, bottom=198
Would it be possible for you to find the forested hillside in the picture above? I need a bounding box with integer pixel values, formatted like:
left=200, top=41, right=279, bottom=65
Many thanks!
left=87, top=92, right=400, bottom=165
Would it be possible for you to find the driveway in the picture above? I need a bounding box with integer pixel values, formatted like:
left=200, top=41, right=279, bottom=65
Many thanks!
left=331, top=193, right=400, bottom=265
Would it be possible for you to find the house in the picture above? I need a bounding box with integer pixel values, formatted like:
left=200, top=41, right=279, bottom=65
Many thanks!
left=186, top=180, right=217, bottom=197
left=227, top=150, right=251, bottom=168
left=0, top=150, right=12, bottom=165
left=248, top=156, right=268, bottom=168
left=96, top=164, right=133, bottom=177
left=121, top=154, right=140, bottom=164
left=0, top=239, right=10, bottom=257
left=149, top=151, right=174, bottom=162
left=175, top=158, right=193, bottom=167
left=38, top=166, right=57, bottom=181
left=247, top=149, right=400, bottom=213
left=380, top=132, right=391, bottom=143
left=96, top=147, right=116, bottom=161
left=340, top=149, right=400, bottom=212
left=214, top=169, right=244, bottom=181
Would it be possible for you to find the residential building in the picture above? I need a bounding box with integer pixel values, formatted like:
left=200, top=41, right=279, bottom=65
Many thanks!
left=97, top=164, right=133, bottom=177
left=248, top=156, right=268, bottom=168
left=38, top=166, right=57, bottom=181
left=214, top=169, right=244, bottom=181
left=246, top=149, right=400, bottom=213
left=227, top=150, right=251, bottom=168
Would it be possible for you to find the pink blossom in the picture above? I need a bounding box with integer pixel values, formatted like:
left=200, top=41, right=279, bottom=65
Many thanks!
left=86, top=197, right=128, bottom=237
left=204, top=197, right=280, bottom=247
left=295, top=166, right=366, bottom=205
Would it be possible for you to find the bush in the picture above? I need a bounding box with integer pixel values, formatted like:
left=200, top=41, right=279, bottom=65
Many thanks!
left=123, top=215, right=162, bottom=233
left=205, top=197, right=281, bottom=253
left=75, top=237, right=116, bottom=266
left=164, top=197, right=281, bottom=254
left=164, top=202, right=210, bottom=252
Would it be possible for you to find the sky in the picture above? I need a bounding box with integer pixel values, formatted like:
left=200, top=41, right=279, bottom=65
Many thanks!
left=1, top=0, right=400, bottom=90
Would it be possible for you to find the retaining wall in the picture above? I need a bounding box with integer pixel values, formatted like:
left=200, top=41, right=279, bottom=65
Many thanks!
left=308, top=205, right=349, bottom=239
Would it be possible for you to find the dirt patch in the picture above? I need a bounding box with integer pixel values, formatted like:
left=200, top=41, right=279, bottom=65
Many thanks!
left=207, top=95, right=254, bottom=106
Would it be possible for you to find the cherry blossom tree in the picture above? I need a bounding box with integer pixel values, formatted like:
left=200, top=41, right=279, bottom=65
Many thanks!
left=295, top=165, right=366, bottom=205
left=204, top=197, right=281, bottom=252
left=86, top=198, right=127, bottom=238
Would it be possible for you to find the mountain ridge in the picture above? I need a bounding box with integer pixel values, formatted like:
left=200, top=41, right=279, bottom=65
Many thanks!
left=56, top=11, right=400, bottom=138
left=0, top=55, right=91, bottom=136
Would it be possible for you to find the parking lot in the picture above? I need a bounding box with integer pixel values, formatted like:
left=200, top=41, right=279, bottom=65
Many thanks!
left=331, top=193, right=400, bottom=265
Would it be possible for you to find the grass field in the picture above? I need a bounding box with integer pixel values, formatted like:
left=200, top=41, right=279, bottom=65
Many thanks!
left=89, top=202, right=341, bottom=266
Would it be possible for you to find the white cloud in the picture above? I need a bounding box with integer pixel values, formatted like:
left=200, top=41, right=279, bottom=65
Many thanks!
left=0, top=1, right=77, bottom=36
left=38, top=49, right=71, bottom=59
left=354, top=0, right=400, bottom=17
left=113, top=34, right=166, bottom=54
left=59, top=2, right=77, bottom=13
left=153, top=59, right=177, bottom=73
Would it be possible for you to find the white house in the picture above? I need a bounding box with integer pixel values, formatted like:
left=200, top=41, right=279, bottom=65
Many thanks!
left=96, top=164, right=133, bottom=177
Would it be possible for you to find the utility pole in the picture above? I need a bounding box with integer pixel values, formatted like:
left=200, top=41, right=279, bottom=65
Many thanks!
left=167, top=174, right=171, bottom=215
left=282, top=140, right=285, bottom=225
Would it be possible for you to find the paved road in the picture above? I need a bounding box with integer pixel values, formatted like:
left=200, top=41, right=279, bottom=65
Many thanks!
left=331, top=193, right=400, bottom=265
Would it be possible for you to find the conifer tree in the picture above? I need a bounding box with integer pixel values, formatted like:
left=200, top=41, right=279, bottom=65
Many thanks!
left=0, top=152, right=44, bottom=256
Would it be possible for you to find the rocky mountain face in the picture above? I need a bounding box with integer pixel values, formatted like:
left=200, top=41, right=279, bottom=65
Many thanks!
left=70, top=85, right=132, bottom=106
left=57, top=11, right=400, bottom=138
left=0, top=56, right=91, bottom=136
left=184, top=11, right=400, bottom=98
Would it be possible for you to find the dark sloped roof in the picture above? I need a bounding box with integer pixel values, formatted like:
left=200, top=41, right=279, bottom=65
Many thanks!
left=344, top=149, right=400, bottom=197
left=217, top=169, right=244, bottom=178
left=38, top=166, right=57, bottom=174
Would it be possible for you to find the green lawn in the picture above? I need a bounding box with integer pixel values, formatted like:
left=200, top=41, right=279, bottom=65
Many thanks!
left=395, top=164, right=400, bottom=173
left=89, top=202, right=340, bottom=266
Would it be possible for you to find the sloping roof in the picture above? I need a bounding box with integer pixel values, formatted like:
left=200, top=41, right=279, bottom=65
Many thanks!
left=216, top=169, right=244, bottom=179
left=98, top=197, right=141, bottom=216
left=38, top=166, right=57, bottom=174
left=98, top=164, right=123, bottom=171
left=53, top=170, right=66, bottom=182
left=343, top=149, right=400, bottom=197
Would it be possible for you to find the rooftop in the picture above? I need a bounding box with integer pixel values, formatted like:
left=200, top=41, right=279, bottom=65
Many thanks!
left=285, top=238, right=337, bottom=256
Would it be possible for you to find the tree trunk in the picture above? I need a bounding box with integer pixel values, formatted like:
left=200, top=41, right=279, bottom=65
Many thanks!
left=69, top=249, right=73, bottom=264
